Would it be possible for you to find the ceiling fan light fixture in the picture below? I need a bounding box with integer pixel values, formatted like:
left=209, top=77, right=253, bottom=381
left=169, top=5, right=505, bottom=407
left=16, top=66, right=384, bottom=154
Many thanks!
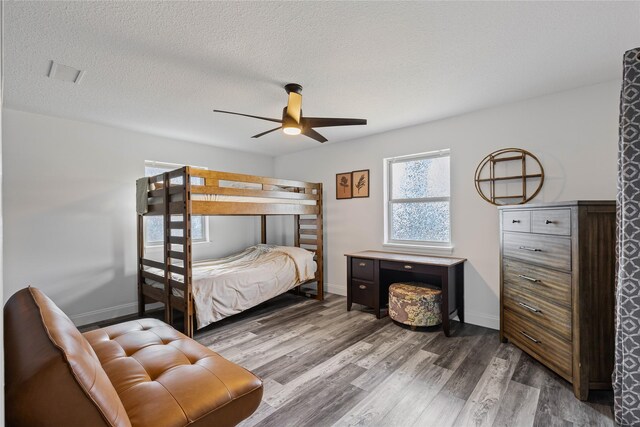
left=213, top=82, right=366, bottom=143
left=283, top=126, right=301, bottom=136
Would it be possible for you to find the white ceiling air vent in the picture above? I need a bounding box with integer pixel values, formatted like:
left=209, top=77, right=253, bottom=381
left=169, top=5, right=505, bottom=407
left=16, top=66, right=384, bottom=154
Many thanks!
left=47, top=60, right=85, bottom=84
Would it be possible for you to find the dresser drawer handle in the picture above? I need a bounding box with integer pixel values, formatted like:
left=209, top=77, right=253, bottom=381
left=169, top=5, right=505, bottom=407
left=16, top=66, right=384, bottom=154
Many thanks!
left=517, top=274, right=540, bottom=283
left=519, top=246, right=542, bottom=252
left=358, top=262, right=367, bottom=267
left=545, top=220, right=554, bottom=224
left=518, top=302, right=542, bottom=313
left=404, top=265, right=413, bottom=270
left=512, top=219, right=521, bottom=223
left=358, top=284, right=367, bottom=290
left=520, top=331, right=541, bottom=344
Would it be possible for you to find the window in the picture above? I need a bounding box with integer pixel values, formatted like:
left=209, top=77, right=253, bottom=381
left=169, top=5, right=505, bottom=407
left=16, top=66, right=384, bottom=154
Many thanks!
left=384, top=149, right=451, bottom=249
left=144, top=161, right=208, bottom=246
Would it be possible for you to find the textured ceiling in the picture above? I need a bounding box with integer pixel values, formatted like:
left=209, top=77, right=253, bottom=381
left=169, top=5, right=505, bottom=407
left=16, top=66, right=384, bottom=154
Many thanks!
left=4, top=1, right=640, bottom=156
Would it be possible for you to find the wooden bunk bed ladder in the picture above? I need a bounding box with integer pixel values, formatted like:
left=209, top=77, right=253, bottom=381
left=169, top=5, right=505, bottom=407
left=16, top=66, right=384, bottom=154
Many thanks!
left=293, top=184, right=324, bottom=301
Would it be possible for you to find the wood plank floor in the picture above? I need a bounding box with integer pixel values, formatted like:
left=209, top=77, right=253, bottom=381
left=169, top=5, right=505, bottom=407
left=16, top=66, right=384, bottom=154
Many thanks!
left=82, top=293, right=614, bottom=427
left=195, top=294, right=614, bottom=427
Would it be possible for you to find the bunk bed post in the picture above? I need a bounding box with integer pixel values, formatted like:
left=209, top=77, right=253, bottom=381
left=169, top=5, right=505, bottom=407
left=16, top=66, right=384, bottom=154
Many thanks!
left=260, top=215, right=267, bottom=244
left=293, top=212, right=301, bottom=296
left=316, top=183, right=324, bottom=301
left=293, top=188, right=301, bottom=295
left=183, top=166, right=194, bottom=337
left=293, top=214, right=300, bottom=247
left=162, top=172, right=172, bottom=325
left=137, top=213, right=145, bottom=317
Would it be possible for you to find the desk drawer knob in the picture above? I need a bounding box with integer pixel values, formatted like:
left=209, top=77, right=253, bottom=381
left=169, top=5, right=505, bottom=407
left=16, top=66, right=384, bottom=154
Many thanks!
left=519, top=246, right=542, bottom=252
left=545, top=220, right=554, bottom=224
left=512, top=219, right=521, bottom=223
left=520, top=331, right=541, bottom=344
left=404, top=265, right=413, bottom=270
left=358, top=284, right=367, bottom=290
left=358, top=262, right=367, bottom=267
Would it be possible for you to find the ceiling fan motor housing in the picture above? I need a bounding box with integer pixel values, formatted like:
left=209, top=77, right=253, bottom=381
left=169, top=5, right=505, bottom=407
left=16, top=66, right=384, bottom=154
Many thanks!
left=284, top=83, right=303, bottom=94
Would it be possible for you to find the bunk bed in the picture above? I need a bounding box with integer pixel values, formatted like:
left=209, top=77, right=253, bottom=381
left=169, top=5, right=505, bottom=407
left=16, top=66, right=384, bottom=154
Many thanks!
left=137, top=166, right=323, bottom=337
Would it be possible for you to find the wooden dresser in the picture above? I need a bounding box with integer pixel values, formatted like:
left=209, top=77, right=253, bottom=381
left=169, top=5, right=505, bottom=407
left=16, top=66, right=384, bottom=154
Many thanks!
left=499, top=201, right=616, bottom=400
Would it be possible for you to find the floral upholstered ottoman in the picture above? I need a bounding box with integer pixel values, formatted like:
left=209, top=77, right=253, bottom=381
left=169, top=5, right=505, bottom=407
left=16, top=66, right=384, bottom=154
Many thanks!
left=388, top=282, right=442, bottom=329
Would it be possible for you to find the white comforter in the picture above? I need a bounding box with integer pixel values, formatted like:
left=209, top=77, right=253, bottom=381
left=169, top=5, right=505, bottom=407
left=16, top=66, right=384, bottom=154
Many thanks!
left=189, top=245, right=316, bottom=328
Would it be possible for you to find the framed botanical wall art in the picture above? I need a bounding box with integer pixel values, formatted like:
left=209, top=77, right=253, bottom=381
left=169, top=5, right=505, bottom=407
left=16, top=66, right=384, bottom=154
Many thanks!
left=336, top=172, right=352, bottom=199
left=352, top=169, right=370, bottom=198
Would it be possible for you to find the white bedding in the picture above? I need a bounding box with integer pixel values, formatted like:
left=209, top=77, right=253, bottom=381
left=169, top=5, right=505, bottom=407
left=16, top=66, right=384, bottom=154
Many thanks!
left=146, top=245, right=316, bottom=329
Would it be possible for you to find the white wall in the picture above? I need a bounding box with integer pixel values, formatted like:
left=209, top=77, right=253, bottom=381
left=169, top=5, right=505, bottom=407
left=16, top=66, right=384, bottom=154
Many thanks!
left=2, top=109, right=273, bottom=325
left=275, top=80, right=620, bottom=329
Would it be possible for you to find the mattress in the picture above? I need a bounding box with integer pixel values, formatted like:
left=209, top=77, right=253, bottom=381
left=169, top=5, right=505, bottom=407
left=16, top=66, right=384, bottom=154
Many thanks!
left=145, top=244, right=316, bottom=329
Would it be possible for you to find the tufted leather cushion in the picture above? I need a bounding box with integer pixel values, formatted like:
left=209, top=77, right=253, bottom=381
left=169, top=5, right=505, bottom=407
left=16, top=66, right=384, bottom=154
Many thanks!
left=83, top=318, right=263, bottom=427
left=4, top=287, right=132, bottom=427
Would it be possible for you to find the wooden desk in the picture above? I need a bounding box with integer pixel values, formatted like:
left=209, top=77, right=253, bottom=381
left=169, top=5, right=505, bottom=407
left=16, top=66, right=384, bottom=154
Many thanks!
left=345, top=250, right=466, bottom=336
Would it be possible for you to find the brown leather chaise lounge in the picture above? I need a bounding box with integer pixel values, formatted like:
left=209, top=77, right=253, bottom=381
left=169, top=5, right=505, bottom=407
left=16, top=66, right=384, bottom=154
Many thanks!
left=4, top=287, right=263, bottom=427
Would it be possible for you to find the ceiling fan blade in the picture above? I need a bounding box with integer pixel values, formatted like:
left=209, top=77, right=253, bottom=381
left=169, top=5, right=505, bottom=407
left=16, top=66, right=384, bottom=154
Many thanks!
left=286, top=92, right=302, bottom=123
left=302, top=127, right=328, bottom=143
left=213, top=110, right=282, bottom=124
left=302, top=117, right=367, bottom=128
left=251, top=127, right=282, bottom=138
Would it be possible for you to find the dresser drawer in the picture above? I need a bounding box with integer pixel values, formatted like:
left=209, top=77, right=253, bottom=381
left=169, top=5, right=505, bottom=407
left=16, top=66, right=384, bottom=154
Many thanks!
left=502, top=210, right=531, bottom=233
left=531, top=209, right=571, bottom=236
left=351, top=258, right=374, bottom=281
left=503, top=284, right=572, bottom=341
left=503, top=232, right=571, bottom=271
left=503, top=258, right=571, bottom=307
left=351, top=279, right=375, bottom=307
left=504, top=309, right=572, bottom=378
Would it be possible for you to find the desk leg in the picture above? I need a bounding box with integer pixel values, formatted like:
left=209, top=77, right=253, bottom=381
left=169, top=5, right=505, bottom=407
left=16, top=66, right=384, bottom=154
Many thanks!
left=346, top=257, right=352, bottom=311
left=456, top=264, right=465, bottom=323
left=442, top=269, right=450, bottom=337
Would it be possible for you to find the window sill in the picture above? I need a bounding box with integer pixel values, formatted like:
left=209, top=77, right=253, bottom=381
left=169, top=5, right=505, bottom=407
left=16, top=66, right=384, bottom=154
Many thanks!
left=382, top=242, right=454, bottom=256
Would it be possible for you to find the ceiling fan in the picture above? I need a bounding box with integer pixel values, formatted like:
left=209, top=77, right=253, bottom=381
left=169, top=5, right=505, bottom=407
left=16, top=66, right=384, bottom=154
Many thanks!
left=213, top=83, right=367, bottom=143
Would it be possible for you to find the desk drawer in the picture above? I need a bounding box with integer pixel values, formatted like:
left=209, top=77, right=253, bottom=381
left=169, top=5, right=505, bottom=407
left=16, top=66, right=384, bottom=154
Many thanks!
left=380, top=260, right=434, bottom=276
left=503, top=232, right=571, bottom=271
left=351, top=279, right=375, bottom=307
left=504, top=308, right=572, bottom=378
left=503, top=258, right=571, bottom=307
left=503, top=284, right=572, bottom=341
left=531, top=209, right=571, bottom=236
left=352, top=258, right=374, bottom=281
left=503, top=210, right=531, bottom=233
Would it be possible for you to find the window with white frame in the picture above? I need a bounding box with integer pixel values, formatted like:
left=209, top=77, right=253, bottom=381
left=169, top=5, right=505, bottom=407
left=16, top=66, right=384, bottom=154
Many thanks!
left=384, top=149, right=451, bottom=247
left=144, top=161, right=208, bottom=246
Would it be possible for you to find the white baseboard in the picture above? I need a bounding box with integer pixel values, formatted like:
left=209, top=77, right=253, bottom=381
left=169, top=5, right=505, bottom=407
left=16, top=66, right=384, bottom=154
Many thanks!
left=463, top=309, right=499, bottom=330
left=70, top=301, right=165, bottom=326
left=69, top=302, right=139, bottom=326
left=71, top=288, right=499, bottom=331
left=325, top=282, right=499, bottom=331
left=325, top=282, right=346, bottom=296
